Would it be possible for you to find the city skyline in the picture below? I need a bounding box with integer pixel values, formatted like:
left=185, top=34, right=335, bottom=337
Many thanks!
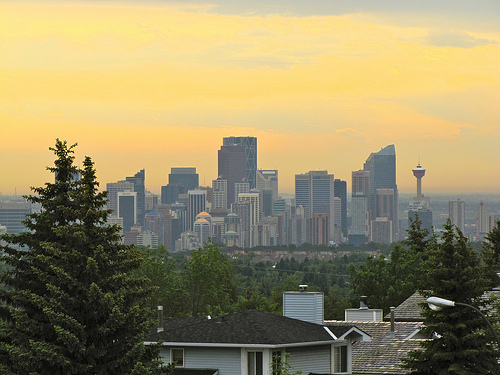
left=1, top=1, right=500, bottom=195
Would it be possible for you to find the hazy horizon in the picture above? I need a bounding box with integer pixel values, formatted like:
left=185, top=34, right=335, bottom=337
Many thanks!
left=1, top=1, right=499, bottom=195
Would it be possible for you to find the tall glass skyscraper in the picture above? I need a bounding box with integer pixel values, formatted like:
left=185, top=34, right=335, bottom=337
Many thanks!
left=125, top=169, right=145, bottom=226
left=363, top=145, right=398, bottom=242
left=222, top=136, right=257, bottom=190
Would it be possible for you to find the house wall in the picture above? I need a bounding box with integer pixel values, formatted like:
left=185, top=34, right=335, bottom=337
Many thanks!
left=161, top=347, right=241, bottom=375
left=287, top=345, right=332, bottom=374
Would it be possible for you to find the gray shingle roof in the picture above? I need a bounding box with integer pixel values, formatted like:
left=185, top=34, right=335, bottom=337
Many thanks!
left=384, top=292, right=426, bottom=322
left=148, top=310, right=346, bottom=347
left=325, top=320, right=423, bottom=375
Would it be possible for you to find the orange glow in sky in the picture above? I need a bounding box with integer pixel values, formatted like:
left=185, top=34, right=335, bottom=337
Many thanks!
left=1, top=1, right=499, bottom=195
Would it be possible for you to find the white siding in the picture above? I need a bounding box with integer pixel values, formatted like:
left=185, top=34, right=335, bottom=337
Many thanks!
left=287, top=345, right=331, bottom=374
left=344, top=309, right=383, bottom=322
left=283, top=292, right=324, bottom=325
left=161, top=346, right=241, bottom=375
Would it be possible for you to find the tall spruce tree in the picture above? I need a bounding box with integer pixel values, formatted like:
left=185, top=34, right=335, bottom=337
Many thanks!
left=401, top=220, right=499, bottom=374
left=0, top=140, right=163, bottom=374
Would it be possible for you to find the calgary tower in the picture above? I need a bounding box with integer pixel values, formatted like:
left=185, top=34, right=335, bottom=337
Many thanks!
left=412, top=163, right=426, bottom=200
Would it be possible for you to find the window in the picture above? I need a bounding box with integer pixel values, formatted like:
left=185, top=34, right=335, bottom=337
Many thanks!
left=333, top=345, right=348, bottom=373
left=247, top=351, right=263, bottom=375
left=171, top=348, right=184, bottom=368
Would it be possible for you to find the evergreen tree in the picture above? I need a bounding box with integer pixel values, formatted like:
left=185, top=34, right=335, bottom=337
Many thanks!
left=401, top=220, right=499, bottom=374
left=0, top=140, right=164, bottom=374
left=482, top=220, right=500, bottom=290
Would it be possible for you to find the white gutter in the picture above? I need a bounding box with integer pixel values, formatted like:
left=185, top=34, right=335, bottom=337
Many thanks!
left=144, top=340, right=337, bottom=348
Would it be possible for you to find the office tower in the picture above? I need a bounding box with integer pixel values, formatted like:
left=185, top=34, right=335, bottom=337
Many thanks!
left=376, top=189, right=397, bottom=225
left=234, top=182, right=250, bottom=203
left=254, top=216, right=279, bottom=247
left=351, top=195, right=369, bottom=235
left=363, top=145, right=398, bottom=241
left=155, top=204, right=173, bottom=251
left=137, top=230, right=159, bottom=248
left=256, top=169, right=279, bottom=200
left=295, top=171, right=335, bottom=243
left=170, top=202, right=187, bottom=239
left=194, top=212, right=212, bottom=245
left=169, top=167, right=199, bottom=188
left=117, top=192, right=137, bottom=232
left=233, top=202, right=252, bottom=248
left=223, top=136, right=258, bottom=189
left=144, top=208, right=162, bottom=243
left=370, top=217, right=393, bottom=244
left=212, top=179, right=228, bottom=209
left=106, top=181, right=134, bottom=214
left=125, top=169, right=146, bottom=226
left=312, top=213, right=329, bottom=245
left=352, top=170, right=370, bottom=196
left=273, top=198, right=286, bottom=216
left=334, top=179, right=347, bottom=238
left=449, top=199, right=465, bottom=233
left=350, top=170, right=370, bottom=242
left=0, top=201, right=31, bottom=234
left=161, top=167, right=199, bottom=205
left=261, top=188, right=274, bottom=217
left=333, top=196, right=342, bottom=243
left=408, top=163, right=433, bottom=236
left=187, top=190, right=207, bottom=231
left=285, top=205, right=306, bottom=245
left=477, top=201, right=488, bottom=238
left=145, top=191, right=158, bottom=211
left=218, top=144, right=246, bottom=206
left=238, top=192, right=260, bottom=228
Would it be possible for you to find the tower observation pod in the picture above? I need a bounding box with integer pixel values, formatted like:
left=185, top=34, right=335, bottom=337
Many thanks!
left=412, top=164, right=426, bottom=200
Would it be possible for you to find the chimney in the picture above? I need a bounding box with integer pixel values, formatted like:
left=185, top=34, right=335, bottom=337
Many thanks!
left=389, top=306, right=395, bottom=338
left=157, top=306, right=164, bottom=333
left=359, top=296, right=369, bottom=310
left=299, top=284, right=308, bottom=292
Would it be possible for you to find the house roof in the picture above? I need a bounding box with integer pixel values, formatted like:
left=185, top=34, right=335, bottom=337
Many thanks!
left=172, top=370, right=218, bottom=375
left=325, top=320, right=424, bottom=375
left=147, top=310, right=351, bottom=348
left=384, top=292, right=426, bottom=322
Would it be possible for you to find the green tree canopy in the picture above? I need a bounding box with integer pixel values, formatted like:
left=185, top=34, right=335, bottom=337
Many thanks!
left=183, top=241, right=237, bottom=317
left=348, top=217, right=431, bottom=312
left=0, top=140, right=164, bottom=374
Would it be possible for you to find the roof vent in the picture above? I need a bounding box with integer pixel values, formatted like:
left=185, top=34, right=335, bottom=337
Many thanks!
left=299, top=284, right=308, bottom=292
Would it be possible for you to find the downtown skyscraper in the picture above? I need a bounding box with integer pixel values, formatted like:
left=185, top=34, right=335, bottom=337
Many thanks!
left=218, top=136, right=257, bottom=206
left=363, top=145, right=398, bottom=242
left=295, top=170, right=335, bottom=244
left=222, top=136, right=257, bottom=188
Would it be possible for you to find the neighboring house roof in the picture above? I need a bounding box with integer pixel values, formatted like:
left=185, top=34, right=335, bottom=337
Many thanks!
left=384, top=292, right=426, bottom=322
left=325, top=320, right=424, bottom=375
left=147, top=310, right=353, bottom=348
left=172, top=370, right=218, bottom=375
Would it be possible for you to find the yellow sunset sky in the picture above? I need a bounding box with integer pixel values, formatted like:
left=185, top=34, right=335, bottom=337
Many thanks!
left=1, top=1, right=499, bottom=195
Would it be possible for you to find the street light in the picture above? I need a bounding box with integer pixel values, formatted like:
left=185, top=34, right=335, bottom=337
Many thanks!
left=426, top=296, right=500, bottom=348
